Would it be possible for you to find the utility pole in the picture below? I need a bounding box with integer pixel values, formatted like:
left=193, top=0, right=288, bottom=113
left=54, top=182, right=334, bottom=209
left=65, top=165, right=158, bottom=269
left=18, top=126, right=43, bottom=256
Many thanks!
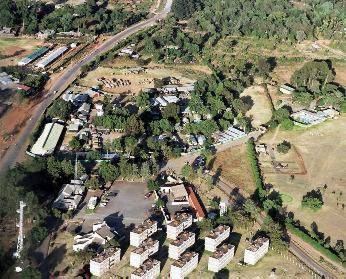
left=14, top=201, right=26, bottom=272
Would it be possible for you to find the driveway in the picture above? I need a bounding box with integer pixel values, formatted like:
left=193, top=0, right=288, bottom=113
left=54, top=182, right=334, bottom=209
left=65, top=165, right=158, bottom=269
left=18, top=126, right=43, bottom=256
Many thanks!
left=74, top=181, right=154, bottom=231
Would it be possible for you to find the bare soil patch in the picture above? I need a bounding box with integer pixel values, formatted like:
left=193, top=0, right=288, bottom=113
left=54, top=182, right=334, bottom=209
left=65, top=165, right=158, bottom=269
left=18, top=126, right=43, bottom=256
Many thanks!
left=212, top=144, right=256, bottom=195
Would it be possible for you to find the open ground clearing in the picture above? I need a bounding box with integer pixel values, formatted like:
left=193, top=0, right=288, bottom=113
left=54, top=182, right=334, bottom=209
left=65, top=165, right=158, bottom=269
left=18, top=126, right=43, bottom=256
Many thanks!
left=0, top=37, right=44, bottom=67
left=259, top=115, right=346, bottom=243
left=240, top=85, right=272, bottom=128
left=212, top=144, right=256, bottom=195
left=79, top=63, right=201, bottom=95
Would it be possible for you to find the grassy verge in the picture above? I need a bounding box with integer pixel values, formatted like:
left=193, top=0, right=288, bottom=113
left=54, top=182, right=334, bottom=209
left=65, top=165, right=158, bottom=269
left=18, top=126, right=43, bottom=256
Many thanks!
left=287, top=223, right=344, bottom=265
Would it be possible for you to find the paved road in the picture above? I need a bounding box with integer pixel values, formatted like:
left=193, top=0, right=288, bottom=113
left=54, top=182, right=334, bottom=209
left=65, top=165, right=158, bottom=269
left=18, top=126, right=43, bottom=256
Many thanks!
left=0, top=0, right=172, bottom=174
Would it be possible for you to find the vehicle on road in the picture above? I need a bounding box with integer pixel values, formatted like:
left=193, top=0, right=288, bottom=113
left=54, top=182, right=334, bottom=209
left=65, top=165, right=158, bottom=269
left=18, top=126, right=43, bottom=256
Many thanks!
left=193, top=155, right=206, bottom=170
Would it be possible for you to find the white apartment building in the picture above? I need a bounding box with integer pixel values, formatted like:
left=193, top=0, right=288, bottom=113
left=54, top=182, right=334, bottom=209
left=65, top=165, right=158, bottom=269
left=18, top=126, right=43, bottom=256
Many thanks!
left=131, top=258, right=161, bottom=279
left=169, top=231, right=195, bottom=260
left=130, top=238, right=159, bottom=268
left=166, top=213, right=193, bottom=240
left=244, top=237, right=270, bottom=265
left=205, top=225, right=231, bottom=252
left=90, top=247, right=121, bottom=277
left=130, top=219, right=158, bottom=247
left=170, top=251, right=198, bottom=279
left=208, top=244, right=235, bottom=272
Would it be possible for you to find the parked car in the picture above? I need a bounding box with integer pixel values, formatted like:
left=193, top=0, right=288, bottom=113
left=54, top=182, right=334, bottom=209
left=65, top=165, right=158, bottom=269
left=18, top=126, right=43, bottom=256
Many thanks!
left=193, top=155, right=206, bottom=169
left=145, top=191, right=153, bottom=199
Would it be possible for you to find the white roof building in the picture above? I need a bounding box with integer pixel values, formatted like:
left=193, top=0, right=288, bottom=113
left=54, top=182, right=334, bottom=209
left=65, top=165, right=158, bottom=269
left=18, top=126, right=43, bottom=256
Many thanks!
left=291, top=109, right=326, bottom=126
left=31, top=122, right=64, bottom=156
left=131, top=259, right=160, bottom=279
left=90, top=247, right=121, bottom=277
left=279, top=84, right=295, bottom=95
left=205, top=225, right=231, bottom=252
left=53, top=180, right=85, bottom=211
left=215, top=126, right=246, bottom=144
left=208, top=244, right=235, bottom=272
left=153, top=96, right=180, bottom=107
left=87, top=196, right=98, bottom=210
left=168, top=231, right=195, bottom=260
left=244, top=237, right=270, bottom=265
left=170, top=251, right=198, bottom=279
left=130, top=238, right=159, bottom=268
left=35, top=46, right=68, bottom=69
left=130, top=219, right=158, bottom=247
left=167, top=213, right=193, bottom=240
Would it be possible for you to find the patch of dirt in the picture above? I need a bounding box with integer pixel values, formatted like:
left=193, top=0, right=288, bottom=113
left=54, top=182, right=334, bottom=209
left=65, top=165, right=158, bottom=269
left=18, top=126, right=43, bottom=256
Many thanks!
left=212, top=144, right=256, bottom=194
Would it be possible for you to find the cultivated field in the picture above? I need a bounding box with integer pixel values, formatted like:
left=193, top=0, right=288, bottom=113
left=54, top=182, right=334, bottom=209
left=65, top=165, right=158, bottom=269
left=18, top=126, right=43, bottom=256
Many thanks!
left=212, top=144, right=256, bottom=195
left=259, top=115, right=346, bottom=243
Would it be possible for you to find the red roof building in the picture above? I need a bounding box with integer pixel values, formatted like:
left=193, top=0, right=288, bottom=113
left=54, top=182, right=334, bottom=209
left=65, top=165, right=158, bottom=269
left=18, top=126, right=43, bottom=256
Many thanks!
left=17, top=84, right=32, bottom=92
left=186, top=186, right=206, bottom=221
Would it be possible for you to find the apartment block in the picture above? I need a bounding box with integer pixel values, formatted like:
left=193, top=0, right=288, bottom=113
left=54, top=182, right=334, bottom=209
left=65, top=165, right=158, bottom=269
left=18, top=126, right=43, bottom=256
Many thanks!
left=170, top=251, right=198, bottom=279
left=208, top=244, right=235, bottom=272
left=130, top=238, right=159, bottom=268
left=205, top=225, right=230, bottom=252
left=166, top=213, right=193, bottom=240
left=130, top=219, right=158, bottom=247
left=244, top=237, right=270, bottom=265
left=169, top=231, right=195, bottom=260
left=90, top=247, right=121, bottom=277
left=131, top=258, right=161, bottom=279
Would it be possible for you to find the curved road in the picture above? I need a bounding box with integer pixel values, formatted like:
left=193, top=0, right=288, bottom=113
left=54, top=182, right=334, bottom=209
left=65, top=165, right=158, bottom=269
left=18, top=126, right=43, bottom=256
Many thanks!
left=0, top=0, right=172, bottom=173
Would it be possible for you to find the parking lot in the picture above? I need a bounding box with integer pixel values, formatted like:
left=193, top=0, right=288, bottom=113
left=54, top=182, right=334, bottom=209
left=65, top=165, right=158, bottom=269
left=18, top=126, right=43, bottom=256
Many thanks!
left=74, top=181, right=155, bottom=231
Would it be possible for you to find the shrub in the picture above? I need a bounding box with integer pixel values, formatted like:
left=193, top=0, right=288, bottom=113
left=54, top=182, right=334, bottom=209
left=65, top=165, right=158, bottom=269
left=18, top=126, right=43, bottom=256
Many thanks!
left=276, top=140, right=291, bottom=154
left=301, top=189, right=323, bottom=211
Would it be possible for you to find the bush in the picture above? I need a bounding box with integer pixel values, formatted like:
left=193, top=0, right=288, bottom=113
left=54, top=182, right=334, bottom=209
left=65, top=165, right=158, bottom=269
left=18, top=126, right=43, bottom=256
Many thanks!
left=276, top=140, right=291, bottom=154
left=301, top=189, right=323, bottom=211
left=280, top=118, right=294, bottom=130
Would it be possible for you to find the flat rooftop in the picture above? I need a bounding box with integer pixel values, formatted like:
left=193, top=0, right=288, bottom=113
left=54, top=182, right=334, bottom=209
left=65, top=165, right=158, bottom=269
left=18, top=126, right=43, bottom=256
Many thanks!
left=91, top=247, right=120, bottom=263
left=206, top=225, right=230, bottom=239
left=247, top=237, right=269, bottom=252
left=172, top=251, right=197, bottom=268
left=132, top=259, right=160, bottom=276
left=168, top=212, right=191, bottom=227
left=132, top=219, right=157, bottom=234
left=210, top=244, right=234, bottom=259
left=171, top=231, right=194, bottom=247
left=132, top=238, right=158, bottom=255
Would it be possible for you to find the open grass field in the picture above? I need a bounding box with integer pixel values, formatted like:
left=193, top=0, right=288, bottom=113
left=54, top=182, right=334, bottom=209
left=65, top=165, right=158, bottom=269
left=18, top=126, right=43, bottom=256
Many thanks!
left=240, top=85, right=273, bottom=128
left=0, top=37, right=44, bottom=66
left=79, top=62, right=201, bottom=95
left=212, top=144, right=256, bottom=195
left=259, top=115, right=346, bottom=243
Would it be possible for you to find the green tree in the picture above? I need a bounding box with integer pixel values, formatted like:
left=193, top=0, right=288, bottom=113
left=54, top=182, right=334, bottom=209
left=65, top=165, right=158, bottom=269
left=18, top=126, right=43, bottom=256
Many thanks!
left=261, top=216, right=288, bottom=251
left=85, top=177, right=99, bottom=190
left=147, top=179, right=160, bottom=191
left=162, top=103, right=180, bottom=122
left=136, top=90, right=150, bottom=108
left=46, top=99, right=72, bottom=121
left=181, top=163, right=193, bottom=179
left=243, top=199, right=260, bottom=220
left=125, top=115, right=144, bottom=135
left=30, top=226, right=48, bottom=243
left=281, top=118, right=294, bottom=130
left=21, top=266, right=41, bottom=279
left=98, top=162, right=119, bottom=182
left=60, top=159, right=74, bottom=177
left=69, top=137, right=83, bottom=150
left=86, top=150, right=101, bottom=160
left=156, top=198, right=165, bottom=208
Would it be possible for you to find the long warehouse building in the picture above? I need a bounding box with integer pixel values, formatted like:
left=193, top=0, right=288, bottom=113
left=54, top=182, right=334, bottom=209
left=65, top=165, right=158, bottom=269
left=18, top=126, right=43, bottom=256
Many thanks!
left=35, top=46, right=68, bottom=69
left=18, top=46, right=49, bottom=66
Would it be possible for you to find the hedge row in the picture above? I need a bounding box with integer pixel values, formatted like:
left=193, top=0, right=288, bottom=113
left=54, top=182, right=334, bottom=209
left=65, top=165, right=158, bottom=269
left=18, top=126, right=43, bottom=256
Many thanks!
left=287, top=223, right=343, bottom=265
left=247, top=139, right=266, bottom=199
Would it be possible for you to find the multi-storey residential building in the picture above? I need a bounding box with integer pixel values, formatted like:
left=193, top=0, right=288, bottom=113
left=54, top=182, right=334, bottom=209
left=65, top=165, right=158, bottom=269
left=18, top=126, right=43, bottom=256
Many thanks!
left=244, top=237, right=270, bottom=265
left=205, top=225, right=231, bottom=252
left=130, top=219, right=158, bottom=247
left=166, top=213, right=193, bottom=240
left=170, top=251, right=198, bottom=279
left=131, top=258, right=161, bottom=279
left=90, top=247, right=121, bottom=277
left=208, top=244, right=235, bottom=272
left=169, top=231, right=195, bottom=260
left=130, top=238, right=159, bottom=268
